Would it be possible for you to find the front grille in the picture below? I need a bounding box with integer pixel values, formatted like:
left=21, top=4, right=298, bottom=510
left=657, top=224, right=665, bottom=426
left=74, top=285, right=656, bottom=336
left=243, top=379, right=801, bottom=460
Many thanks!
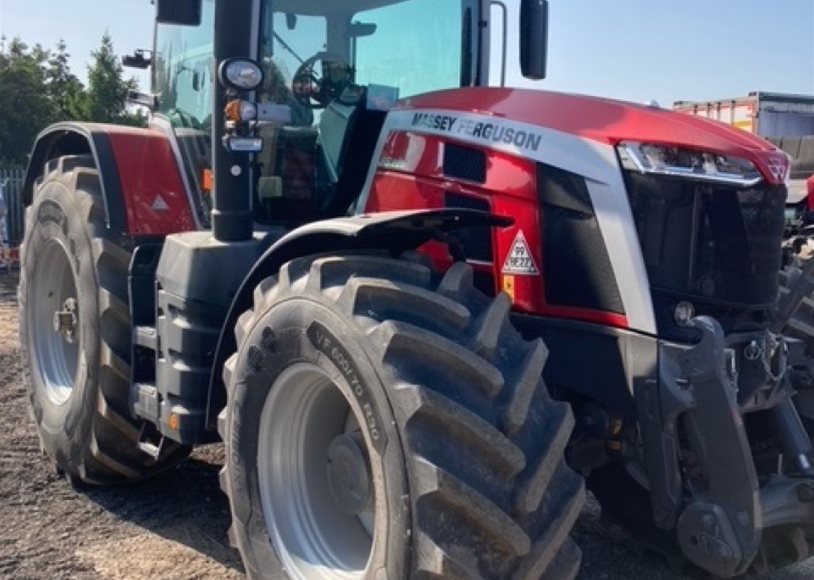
left=443, top=143, right=487, bottom=184
left=625, top=173, right=786, bottom=307
left=625, top=172, right=786, bottom=338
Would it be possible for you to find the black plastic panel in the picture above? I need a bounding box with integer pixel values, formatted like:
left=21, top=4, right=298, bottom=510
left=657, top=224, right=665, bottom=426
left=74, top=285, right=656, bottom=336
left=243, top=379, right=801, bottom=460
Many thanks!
left=512, top=313, right=654, bottom=419
left=444, top=192, right=493, bottom=262
left=538, top=164, right=625, bottom=314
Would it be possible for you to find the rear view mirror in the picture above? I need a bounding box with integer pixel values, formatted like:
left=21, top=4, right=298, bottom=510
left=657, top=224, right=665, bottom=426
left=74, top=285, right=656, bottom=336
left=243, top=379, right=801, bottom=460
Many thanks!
left=286, top=13, right=297, bottom=30
left=122, top=49, right=152, bottom=69
left=156, top=0, right=202, bottom=26
left=520, top=0, right=549, bottom=80
left=348, top=22, right=377, bottom=38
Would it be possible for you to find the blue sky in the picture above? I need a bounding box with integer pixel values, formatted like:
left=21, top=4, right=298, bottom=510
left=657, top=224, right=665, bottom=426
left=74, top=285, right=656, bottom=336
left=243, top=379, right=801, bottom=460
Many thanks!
left=0, top=0, right=812, bottom=106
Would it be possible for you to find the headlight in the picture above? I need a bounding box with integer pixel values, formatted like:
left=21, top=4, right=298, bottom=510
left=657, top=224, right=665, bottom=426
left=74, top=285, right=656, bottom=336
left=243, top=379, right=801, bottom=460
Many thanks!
left=219, top=58, right=264, bottom=92
left=617, top=141, right=763, bottom=187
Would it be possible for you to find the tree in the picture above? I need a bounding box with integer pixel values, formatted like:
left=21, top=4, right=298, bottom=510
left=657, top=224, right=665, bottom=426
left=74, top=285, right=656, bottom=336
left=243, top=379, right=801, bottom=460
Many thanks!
left=0, top=37, right=57, bottom=164
left=46, top=39, right=84, bottom=120
left=0, top=33, right=144, bottom=166
left=79, top=33, right=145, bottom=126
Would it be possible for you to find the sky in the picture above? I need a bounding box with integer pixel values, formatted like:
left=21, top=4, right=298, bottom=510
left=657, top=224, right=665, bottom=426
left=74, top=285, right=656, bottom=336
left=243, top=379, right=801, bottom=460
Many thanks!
left=0, top=0, right=812, bottom=107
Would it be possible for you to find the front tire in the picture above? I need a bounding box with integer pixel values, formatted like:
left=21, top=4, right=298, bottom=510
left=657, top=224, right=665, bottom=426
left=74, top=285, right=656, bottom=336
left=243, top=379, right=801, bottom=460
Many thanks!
left=219, top=254, right=585, bottom=579
left=19, top=155, right=189, bottom=484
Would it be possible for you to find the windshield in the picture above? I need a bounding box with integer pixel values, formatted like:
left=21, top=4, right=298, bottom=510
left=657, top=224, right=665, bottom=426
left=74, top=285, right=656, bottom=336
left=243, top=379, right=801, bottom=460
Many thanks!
left=253, top=0, right=466, bottom=225
left=262, top=0, right=464, bottom=106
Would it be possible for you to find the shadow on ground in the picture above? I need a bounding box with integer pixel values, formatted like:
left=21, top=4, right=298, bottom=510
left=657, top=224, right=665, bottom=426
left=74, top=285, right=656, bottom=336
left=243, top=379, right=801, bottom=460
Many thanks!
left=76, top=447, right=245, bottom=575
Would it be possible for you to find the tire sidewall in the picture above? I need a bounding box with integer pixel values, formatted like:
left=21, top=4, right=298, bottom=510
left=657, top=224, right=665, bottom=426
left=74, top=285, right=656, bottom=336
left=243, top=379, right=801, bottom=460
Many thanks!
left=20, top=180, right=101, bottom=466
left=225, top=298, right=410, bottom=580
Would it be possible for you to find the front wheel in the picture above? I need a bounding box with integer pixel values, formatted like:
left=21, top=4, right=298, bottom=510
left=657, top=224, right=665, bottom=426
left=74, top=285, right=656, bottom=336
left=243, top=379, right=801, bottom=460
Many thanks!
left=218, top=254, right=585, bottom=579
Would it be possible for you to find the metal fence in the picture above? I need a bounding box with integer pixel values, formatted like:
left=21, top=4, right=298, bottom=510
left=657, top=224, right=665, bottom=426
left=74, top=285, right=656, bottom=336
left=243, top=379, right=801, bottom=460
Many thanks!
left=0, top=166, right=25, bottom=244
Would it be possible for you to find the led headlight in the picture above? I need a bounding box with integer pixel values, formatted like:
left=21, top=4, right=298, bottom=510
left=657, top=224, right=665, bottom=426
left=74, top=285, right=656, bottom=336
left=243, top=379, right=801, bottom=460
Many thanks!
left=617, top=141, right=763, bottom=187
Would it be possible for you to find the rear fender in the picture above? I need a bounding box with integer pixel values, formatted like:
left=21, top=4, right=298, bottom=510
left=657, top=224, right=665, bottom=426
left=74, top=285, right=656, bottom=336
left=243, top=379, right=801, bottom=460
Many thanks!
left=23, top=122, right=197, bottom=236
left=205, top=209, right=513, bottom=429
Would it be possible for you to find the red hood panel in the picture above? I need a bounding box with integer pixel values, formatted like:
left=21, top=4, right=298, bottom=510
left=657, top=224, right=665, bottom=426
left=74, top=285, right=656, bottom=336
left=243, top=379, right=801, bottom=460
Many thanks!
left=400, top=88, right=789, bottom=185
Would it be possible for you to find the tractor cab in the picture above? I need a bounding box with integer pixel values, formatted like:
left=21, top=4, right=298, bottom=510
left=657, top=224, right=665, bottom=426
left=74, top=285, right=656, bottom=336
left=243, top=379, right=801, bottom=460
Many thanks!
left=148, top=0, right=548, bottom=231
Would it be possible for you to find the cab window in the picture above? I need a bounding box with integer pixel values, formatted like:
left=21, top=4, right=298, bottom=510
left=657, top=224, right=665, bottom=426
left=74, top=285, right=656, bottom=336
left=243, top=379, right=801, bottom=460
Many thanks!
left=254, top=0, right=466, bottom=226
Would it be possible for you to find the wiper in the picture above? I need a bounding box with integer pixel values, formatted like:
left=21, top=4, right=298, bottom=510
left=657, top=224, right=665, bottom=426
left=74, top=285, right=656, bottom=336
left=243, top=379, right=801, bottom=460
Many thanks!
left=273, top=32, right=304, bottom=65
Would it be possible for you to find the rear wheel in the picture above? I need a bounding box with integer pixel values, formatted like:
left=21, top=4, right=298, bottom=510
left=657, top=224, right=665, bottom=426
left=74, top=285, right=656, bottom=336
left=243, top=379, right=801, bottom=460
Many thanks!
left=219, top=254, right=585, bottom=579
left=19, top=155, right=189, bottom=484
left=778, top=263, right=814, bottom=430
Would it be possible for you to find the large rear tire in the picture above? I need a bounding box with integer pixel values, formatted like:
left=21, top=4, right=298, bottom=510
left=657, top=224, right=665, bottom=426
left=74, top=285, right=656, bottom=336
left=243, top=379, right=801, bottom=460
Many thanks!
left=219, top=254, right=585, bottom=579
left=19, top=155, right=189, bottom=485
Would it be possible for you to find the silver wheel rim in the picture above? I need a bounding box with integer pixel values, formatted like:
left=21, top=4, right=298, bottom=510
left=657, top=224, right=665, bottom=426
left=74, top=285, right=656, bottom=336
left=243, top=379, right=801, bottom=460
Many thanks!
left=258, top=363, right=376, bottom=579
left=29, top=239, right=80, bottom=406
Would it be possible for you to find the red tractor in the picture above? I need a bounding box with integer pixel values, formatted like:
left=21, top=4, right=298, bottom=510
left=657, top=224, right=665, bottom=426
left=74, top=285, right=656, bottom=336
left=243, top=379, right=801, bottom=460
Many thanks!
left=19, top=1, right=811, bottom=578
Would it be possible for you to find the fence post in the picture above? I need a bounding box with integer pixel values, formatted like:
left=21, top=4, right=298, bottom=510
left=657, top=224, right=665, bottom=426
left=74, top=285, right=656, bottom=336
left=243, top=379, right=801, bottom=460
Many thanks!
left=0, top=165, right=26, bottom=245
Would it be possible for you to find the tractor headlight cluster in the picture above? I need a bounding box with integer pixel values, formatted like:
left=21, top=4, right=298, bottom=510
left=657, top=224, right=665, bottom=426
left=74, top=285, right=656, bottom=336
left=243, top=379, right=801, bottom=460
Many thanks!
left=617, top=141, right=763, bottom=187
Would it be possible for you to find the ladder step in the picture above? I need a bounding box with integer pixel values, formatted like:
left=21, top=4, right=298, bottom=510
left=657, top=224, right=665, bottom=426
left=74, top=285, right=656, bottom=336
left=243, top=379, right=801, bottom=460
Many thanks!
left=132, top=382, right=160, bottom=423
left=137, top=422, right=164, bottom=460
left=135, top=325, right=158, bottom=351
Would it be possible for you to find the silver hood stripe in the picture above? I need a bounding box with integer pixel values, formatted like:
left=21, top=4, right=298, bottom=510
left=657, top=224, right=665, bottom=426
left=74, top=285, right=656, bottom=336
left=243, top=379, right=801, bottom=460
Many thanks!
left=357, top=107, right=657, bottom=334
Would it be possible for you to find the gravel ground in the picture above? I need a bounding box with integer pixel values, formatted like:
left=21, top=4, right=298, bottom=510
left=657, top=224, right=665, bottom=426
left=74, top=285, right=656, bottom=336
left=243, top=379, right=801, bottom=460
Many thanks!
left=0, top=270, right=812, bottom=580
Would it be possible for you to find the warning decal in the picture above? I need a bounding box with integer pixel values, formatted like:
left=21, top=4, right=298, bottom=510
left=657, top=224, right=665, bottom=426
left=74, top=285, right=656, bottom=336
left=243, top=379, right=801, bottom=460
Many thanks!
left=502, top=275, right=516, bottom=301
left=502, top=230, right=539, bottom=275
left=152, top=195, right=170, bottom=211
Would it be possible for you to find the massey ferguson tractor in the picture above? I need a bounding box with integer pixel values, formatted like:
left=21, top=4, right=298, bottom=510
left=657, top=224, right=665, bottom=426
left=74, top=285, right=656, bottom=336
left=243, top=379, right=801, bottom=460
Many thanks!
left=18, top=0, right=814, bottom=578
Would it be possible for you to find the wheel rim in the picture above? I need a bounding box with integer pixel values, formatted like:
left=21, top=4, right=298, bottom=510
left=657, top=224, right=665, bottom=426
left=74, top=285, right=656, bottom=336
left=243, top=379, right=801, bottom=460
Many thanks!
left=258, top=363, right=376, bottom=579
left=29, top=239, right=80, bottom=406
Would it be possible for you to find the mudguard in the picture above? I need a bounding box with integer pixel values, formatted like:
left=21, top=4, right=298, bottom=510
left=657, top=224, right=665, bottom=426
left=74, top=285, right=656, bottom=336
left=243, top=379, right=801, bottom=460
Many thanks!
left=205, top=209, right=513, bottom=429
left=23, top=122, right=197, bottom=236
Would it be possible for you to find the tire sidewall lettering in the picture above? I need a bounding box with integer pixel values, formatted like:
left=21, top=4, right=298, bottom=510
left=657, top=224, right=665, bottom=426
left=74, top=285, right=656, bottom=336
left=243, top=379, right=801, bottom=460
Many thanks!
left=307, top=320, right=387, bottom=452
left=225, top=299, right=408, bottom=578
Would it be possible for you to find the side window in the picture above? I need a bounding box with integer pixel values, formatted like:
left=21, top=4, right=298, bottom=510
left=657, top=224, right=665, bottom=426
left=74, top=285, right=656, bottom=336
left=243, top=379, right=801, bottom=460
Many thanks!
left=153, top=0, right=215, bottom=129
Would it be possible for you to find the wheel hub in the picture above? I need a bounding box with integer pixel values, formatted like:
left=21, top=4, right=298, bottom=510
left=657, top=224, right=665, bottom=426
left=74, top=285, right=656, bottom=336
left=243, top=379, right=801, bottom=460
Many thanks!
left=53, top=298, right=78, bottom=344
left=258, top=363, right=376, bottom=578
left=326, top=431, right=373, bottom=515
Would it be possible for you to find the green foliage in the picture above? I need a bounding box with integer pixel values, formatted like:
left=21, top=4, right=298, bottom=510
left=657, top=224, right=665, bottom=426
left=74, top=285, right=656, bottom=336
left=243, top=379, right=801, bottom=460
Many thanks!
left=47, top=40, right=85, bottom=120
left=78, top=33, right=146, bottom=127
left=0, top=37, right=58, bottom=164
left=0, top=33, right=145, bottom=165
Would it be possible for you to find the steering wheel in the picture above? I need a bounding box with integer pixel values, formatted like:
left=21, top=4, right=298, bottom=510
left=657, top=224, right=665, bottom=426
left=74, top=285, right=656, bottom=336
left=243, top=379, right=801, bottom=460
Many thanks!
left=292, top=52, right=352, bottom=109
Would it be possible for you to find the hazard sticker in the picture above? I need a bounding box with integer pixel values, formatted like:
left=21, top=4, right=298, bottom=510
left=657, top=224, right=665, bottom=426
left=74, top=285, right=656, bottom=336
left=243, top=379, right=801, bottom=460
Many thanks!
left=502, top=230, right=539, bottom=275
left=152, top=195, right=170, bottom=211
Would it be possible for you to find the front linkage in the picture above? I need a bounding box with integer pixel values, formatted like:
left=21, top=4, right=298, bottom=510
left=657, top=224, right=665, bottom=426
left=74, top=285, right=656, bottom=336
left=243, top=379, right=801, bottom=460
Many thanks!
left=637, top=269, right=814, bottom=577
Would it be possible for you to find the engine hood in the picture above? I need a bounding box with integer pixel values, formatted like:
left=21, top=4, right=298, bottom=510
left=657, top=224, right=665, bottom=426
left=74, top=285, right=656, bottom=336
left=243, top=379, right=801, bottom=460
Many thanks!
left=399, top=87, right=790, bottom=186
